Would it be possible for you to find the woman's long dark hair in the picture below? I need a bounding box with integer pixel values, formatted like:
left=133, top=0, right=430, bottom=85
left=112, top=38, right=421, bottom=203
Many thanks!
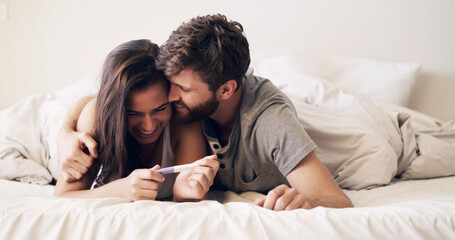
left=94, top=39, right=169, bottom=186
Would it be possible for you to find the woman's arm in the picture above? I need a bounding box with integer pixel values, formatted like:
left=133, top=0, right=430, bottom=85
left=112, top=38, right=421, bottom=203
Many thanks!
left=171, top=121, right=219, bottom=202
left=54, top=165, right=164, bottom=201
left=53, top=162, right=101, bottom=197
left=54, top=99, right=165, bottom=200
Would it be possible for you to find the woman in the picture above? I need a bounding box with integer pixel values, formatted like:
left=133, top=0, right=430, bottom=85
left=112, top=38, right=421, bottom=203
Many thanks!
left=54, top=39, right=218, bottom=201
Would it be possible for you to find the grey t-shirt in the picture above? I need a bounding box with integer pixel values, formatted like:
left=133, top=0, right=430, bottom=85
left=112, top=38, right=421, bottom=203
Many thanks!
left=202, top=68, right=317, bottom=194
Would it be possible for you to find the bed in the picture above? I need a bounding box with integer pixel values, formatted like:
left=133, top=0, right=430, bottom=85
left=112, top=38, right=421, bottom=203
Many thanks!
left=1, top=52, right=455, bottom=239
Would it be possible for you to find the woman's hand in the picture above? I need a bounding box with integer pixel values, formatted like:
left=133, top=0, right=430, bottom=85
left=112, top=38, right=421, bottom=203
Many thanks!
left=120, top=165, right=165, bottom=201
left=174, top=155, right=219, bottom=201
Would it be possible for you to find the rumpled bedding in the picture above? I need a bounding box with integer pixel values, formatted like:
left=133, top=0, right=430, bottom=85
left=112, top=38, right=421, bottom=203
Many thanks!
left=275, top=72, right=455, bottom=189
left=0, top=79, right=99, bottom=184
left=1, top=75, right=454, bottom=190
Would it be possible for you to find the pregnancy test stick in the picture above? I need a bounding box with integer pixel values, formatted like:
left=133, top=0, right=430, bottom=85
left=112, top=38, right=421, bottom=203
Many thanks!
left=155, top=163, right=198, bottom=175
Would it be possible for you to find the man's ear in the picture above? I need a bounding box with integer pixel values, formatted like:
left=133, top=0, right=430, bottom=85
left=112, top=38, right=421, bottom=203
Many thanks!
left=216, top=80, right=237, bottom=100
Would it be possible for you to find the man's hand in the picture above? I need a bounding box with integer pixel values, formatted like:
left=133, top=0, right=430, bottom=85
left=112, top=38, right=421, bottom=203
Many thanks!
left=174, top=155, right=219, bottom=200
left=58, top=130, right=98, bottom=182
left=254, top=150, right=355, bottom=210
left=187, top=155, right=219, bottom=199
left=254, top=184, right=311, bottom=211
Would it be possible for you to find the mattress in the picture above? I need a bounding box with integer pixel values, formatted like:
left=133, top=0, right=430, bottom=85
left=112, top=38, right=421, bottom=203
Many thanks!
left=1, top=176, right=455, bottom=239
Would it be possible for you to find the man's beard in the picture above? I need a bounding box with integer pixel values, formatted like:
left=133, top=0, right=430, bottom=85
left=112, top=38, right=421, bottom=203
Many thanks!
left=173, top=94, right=219, bottom=123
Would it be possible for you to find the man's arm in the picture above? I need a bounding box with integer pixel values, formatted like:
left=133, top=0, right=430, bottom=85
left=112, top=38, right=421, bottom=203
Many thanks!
left=255, top=151, right=353, bottom=210
left=286, top=151, right=353, bottom=208
left=57, top=95, right=98, bottom=182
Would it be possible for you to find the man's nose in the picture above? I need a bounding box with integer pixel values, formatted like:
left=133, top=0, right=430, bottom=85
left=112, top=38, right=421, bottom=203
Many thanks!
left=168, top=84, right=181, bottom=102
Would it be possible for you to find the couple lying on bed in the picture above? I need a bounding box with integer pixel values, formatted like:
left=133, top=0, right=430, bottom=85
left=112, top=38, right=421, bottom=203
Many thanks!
left=54, top=14, right=353, bottom=210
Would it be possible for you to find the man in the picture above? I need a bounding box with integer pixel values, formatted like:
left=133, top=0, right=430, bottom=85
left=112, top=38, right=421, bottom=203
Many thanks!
left=59, top=14, right=353, bottom=210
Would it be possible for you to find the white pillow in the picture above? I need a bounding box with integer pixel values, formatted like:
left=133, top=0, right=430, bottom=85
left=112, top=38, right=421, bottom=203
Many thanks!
left=253, top=52, right=421, bottom=106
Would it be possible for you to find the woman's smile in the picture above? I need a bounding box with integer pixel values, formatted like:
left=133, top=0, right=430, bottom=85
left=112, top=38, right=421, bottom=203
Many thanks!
left=136, top=126, right=159, bottom=138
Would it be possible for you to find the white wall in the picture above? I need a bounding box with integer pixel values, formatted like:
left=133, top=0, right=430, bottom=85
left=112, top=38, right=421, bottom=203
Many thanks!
left=1, top=0, right=454, bottom=120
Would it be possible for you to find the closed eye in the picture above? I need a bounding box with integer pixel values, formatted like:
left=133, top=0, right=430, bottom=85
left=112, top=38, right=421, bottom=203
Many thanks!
left=153, top=102, right=169, bottom=112
left=154, top=105, right=168, bottom=112
left=127, top=111, right=141, bottom=116
left=127, top=102, right=169, bottom=116
left=174, top=83, right=190, bottom=92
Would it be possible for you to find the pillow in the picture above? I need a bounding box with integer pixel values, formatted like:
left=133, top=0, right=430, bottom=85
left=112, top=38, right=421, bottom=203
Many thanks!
left=253, top=68, right=404, bottom=190
left=253, top=52, right=421, bottom=106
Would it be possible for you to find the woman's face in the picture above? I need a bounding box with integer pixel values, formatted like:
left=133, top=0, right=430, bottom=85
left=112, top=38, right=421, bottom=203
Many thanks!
left=126, top=84, right=172, bottom=145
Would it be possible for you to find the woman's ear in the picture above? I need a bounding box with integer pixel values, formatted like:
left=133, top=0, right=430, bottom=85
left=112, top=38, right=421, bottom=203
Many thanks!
left=216, top=80, right=237, bottom=101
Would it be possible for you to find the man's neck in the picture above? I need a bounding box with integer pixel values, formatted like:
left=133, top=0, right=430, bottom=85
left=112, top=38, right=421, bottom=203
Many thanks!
left=209, top=85, right=243, bottom=145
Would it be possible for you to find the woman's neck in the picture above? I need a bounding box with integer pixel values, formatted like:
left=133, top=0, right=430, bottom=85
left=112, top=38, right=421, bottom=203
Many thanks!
left=139, top=134, right=164, bottom=168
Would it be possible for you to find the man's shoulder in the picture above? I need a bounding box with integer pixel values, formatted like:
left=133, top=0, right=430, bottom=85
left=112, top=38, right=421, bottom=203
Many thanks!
left=241, top=73, right=295, bottom=116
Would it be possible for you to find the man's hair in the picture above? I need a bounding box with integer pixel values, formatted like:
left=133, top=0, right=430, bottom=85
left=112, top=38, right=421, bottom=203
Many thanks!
left=95, top=39, right=169, bottom=186
left=157, top=14, right=250, bottom=91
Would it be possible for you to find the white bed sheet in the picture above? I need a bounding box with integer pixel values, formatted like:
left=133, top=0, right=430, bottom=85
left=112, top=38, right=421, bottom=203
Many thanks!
left=1, top=177, right=455, bottom=239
